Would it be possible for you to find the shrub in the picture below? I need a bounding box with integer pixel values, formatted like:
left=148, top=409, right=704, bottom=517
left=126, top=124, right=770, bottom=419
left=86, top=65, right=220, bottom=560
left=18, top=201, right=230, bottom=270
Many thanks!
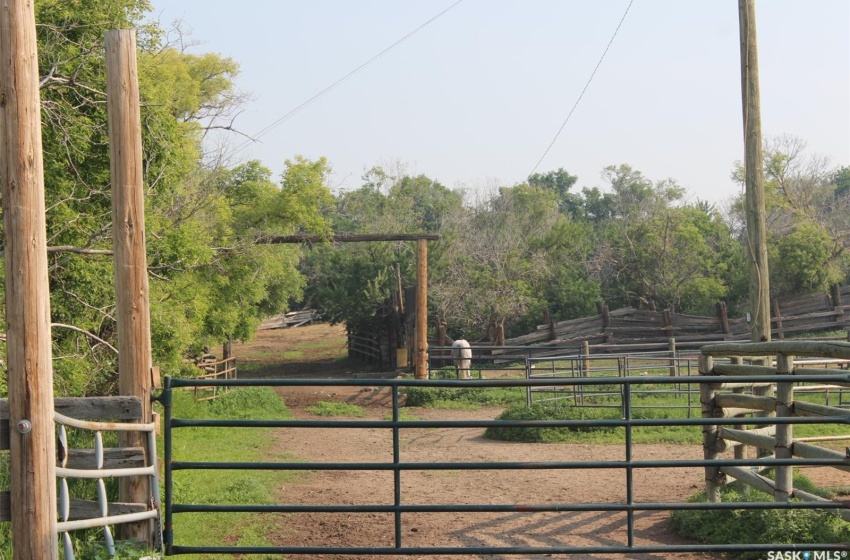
left=404, top=384, right=524, bottom=409
left=306, top=401, right=366, bottom=417
left=484, top=403, right=623, bottom=443
left=671, top=478, right=850, bottom=558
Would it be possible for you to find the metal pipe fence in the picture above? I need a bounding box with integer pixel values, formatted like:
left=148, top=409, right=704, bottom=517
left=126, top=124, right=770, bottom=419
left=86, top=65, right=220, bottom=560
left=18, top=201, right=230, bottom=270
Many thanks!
left=525, top=354, right=706, bottom=414
left=161, top=374, right=850, bottom=556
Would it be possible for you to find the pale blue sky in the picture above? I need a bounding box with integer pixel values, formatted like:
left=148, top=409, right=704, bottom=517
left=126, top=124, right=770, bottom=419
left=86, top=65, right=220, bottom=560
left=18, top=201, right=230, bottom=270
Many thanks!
left=148, top=0, right=850, bottom=204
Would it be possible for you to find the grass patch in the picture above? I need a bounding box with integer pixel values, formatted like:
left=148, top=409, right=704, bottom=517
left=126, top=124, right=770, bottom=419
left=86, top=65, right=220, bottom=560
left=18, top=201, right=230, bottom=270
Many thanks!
left=383, top=409, right=420, bottom=421
left=166, top=387, right=298, bottom=560
left=306, top=401, right=366, bottom=417
left=671, top=474, right=850, bottom=558
left=485, top=403, right=624, bottom=443
left=404, top=371, right=525, bottom=409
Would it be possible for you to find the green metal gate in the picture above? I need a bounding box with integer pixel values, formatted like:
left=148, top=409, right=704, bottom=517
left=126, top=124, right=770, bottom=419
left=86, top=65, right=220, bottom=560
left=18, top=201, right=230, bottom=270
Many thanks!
left=160, top=373, right=850, bottom=556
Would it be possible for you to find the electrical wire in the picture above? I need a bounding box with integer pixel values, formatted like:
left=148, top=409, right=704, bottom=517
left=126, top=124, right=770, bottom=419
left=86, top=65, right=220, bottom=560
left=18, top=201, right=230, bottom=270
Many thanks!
left=232, top=0, right=466, bottom=155
left=528, top=0, right=635, bottom=178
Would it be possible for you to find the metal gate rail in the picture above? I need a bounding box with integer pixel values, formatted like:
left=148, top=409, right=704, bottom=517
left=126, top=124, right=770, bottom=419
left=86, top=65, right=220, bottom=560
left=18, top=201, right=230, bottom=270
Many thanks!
left=161, top=374, right=850, bottom=556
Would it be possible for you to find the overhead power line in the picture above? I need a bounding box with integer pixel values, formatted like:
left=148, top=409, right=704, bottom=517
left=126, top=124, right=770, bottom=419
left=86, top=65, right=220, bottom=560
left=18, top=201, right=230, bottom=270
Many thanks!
left=233, top=0, right=466, bottom=155
left=528, top=0, right=635, bottom=178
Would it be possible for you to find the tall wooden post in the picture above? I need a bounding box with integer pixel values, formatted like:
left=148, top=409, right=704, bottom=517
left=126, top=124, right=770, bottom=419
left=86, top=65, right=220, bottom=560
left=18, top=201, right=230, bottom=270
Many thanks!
left=0, top=1, right=59, bottom=557
left=415, top=239, right=428, bottom=379
left=739, top=0, right=771, bottom=342
left=105, top=30, right=153, bottom=543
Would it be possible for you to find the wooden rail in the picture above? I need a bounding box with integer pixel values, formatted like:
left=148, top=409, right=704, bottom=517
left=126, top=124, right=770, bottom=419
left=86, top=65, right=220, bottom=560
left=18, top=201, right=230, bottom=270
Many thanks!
left=193, top=357, right=237, bottom=401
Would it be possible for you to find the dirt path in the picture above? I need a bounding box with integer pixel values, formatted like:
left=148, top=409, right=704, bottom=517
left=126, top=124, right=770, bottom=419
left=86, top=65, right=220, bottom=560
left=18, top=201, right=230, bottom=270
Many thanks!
left=268, top=385, right=716, bottom=560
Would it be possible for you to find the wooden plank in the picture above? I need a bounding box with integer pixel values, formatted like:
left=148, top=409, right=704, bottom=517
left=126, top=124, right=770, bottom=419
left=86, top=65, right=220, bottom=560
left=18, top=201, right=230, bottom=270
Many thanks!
left=0, top=493, right=147, bottom=523
left=67, top=499, right=148, bottom=521
left=0, top=397, right=142, bottom=421
left=64, top=447, right=146, bottom=470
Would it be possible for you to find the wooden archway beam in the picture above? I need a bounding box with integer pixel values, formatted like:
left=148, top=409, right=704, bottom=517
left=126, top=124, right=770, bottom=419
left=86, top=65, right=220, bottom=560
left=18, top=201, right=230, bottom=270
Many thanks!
left=256, top=233, right=440, bottom=244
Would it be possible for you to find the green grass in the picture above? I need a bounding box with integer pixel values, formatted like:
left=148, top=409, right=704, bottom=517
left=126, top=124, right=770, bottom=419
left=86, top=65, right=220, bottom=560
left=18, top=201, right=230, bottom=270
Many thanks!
left=485, top=403, right=624, bottom=443
left=164, top=387, right=298, bottom=560
left=670, top=473, right=850, bottom=558
left=306, top=401, right=366, bottom=417
left=404, top=369, right=526, bottom=409
left=383, top=409, right=420, bottom=421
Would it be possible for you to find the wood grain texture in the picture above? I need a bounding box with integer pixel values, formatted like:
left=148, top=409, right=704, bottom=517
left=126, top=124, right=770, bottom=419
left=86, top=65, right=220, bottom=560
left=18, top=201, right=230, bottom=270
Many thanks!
left=415, top=239, right=428, bottom=379
left=0, top=0, right=59, bottom=556
left=105, top=29, right=153, bottom=544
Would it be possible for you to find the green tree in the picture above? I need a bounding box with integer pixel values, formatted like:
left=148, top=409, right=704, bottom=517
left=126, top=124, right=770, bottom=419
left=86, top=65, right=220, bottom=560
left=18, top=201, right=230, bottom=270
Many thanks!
left=301, top=168, right=461, bottom=329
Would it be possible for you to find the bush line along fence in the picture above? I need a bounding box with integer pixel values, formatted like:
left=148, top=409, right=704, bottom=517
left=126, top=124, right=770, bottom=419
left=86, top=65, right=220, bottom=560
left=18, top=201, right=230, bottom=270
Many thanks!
left=348, top=283, right=850, bottom=372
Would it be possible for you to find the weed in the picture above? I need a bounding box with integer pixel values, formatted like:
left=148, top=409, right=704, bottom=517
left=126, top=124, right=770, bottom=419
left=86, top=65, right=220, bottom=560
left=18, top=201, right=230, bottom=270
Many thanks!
left=671, top=476, right=850, bottom=558
left=485, top=403, right=624, bottom=443
left=306, top=401, right=366, bottom=417
left=404, top=384, right=524, bottom=409
left=383, top=409, right=420, bottom=421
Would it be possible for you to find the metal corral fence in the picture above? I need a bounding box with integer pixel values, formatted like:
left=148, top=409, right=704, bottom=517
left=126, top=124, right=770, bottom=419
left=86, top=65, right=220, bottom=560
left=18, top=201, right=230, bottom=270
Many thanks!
left=428, top=344, right=590, bottom=378
left=526, top=351, right=849, bottom=415
left=525, top=353, right=704, bottom=415
left=161, top=373, right=850, bottom=557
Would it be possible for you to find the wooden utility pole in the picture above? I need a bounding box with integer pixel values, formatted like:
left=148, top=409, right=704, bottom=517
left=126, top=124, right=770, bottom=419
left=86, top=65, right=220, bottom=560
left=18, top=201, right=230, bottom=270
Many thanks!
left=739, top=0, right=771, bottom=343
left=0, top=1, right=59, bottom=557
left=105, top=29, right=154, bottom=544
left=415, top=239, right=428, bottom=379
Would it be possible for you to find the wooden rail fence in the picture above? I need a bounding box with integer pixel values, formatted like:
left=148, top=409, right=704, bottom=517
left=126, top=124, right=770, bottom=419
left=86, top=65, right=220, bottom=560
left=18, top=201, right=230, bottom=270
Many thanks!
left=699, top=341, right=850, bottom=520
left=193, top=356, right=237, bottom=401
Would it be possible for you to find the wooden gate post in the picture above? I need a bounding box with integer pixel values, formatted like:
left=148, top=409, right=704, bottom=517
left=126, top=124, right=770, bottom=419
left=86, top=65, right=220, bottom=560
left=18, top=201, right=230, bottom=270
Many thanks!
left=0, top=1, right=59, bottom=557
left=415, top=239, right=428, bottom=379
left=105, top=29, right=154, bottom=544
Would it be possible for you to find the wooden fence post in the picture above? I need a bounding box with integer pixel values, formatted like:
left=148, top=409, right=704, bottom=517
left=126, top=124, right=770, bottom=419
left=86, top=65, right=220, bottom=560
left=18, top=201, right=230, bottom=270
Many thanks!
left=415, top=239, right=428, bottom=379
left=774, top=352, right=794, bottom=502
left=600, top=303, right=612, bottom=342
left=106, top=29, right=154, bottom=544
left=544, top=309, right=556, bottom=341
left=436, top=321, right=447, bottom=367
left=0, top=1, right=59, bottom=556
left=716, top=302, right=730, bottom=336
left=581, top=341, right=590, bottom=375
left=772, top=298, right=784, bottom=339
left=831, top=284, right=844, bottom=323
left=699, top=354, right=722, bottom=502
left=668, top=337, right=677, bottom=376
